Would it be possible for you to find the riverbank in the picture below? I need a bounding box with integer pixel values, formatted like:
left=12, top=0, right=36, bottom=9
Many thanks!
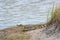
left=0, top=24, right=47, bottom=40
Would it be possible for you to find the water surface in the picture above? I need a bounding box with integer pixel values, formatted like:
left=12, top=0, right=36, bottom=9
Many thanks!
left=0, top=0, right=60, bottom=29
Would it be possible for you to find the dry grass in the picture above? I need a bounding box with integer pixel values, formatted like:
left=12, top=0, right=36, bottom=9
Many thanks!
left=7, top=33, right=30, bottom=40
left=47, top=6, right=60, bottom=25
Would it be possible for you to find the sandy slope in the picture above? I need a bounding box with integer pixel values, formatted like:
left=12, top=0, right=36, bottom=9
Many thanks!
left=26, top=22, right=60, bottom=40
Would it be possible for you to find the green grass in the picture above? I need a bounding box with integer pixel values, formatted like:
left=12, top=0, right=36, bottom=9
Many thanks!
left=47, top=5, right=60, bottom=25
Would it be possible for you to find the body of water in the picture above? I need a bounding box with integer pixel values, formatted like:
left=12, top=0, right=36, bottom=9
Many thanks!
left=0, top=0, right=60, bottom=29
